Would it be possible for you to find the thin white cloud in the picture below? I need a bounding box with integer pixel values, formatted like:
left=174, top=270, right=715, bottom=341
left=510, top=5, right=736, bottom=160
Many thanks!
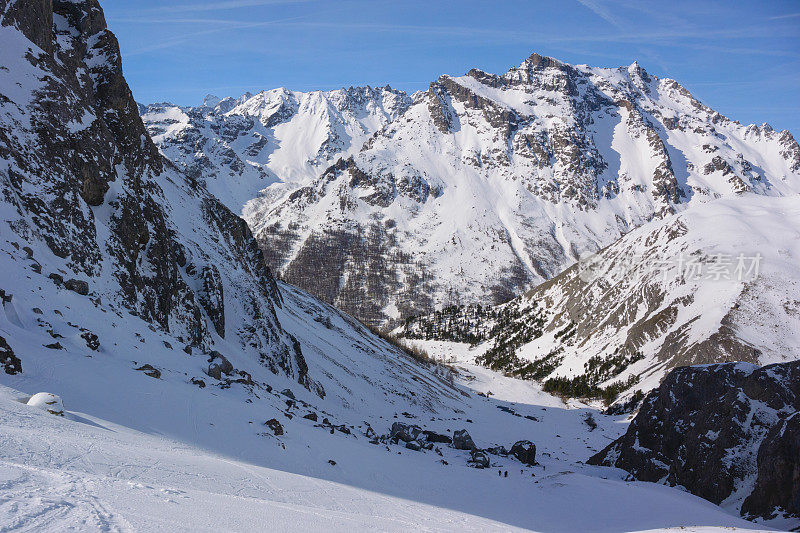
left=769, top=12, right=800, bottom=20
left=576, top=0, right=624, bottom=30
left=141, top=0, right=310, bottom=14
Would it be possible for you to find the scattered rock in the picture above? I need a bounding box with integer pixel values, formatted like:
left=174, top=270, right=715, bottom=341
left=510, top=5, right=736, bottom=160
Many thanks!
left=135, top=364, right=161, bottom=379
left=191, top=377, right=206, bottom=388
left=281, top=388, right=295, bottom=399
left=487, top=445, right=509, bottom=456
left=390, top=422, right=422, bottom=443
left=469, top=449, right=490, bottom=468
left=265, top=418, right=284, bottom=436
left=81, top=331, right=99, bottom=351
left=453, top=429, right=477, bottom=450
left=32, top=307, right=43, bottom=315
left=64, top=278, right=89, bottom=295
left=48, top=273, right=63, bottom=285
left=328, top=459, right=337, bottom=466
left=510, top=440, right=537, bottom=465
left=44, top=342, right=63, bottom=350
left=303, top=412, right=318, bottom=422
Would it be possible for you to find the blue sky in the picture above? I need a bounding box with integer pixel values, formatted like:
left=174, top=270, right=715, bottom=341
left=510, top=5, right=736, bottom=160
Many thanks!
left=104, top=0, right=800, bottom=134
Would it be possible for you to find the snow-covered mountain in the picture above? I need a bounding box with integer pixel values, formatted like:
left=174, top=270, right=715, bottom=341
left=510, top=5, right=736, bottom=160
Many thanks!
left=400, top=194, right=800, bottom=402
left=1, top=1, right=798, bottom=530
left=234, top=53, right=800, bottom=326
left=140, top=86, right=411, bottom=210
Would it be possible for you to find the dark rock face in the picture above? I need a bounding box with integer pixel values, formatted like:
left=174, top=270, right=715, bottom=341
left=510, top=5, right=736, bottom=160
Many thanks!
left=197, top=265, right=224, bottom=337
left=453, top=429, right=477, bottom=451
left=589, top=361, right=800, bottom=520
left=510, top=440, right=536, bottom=465
left=0, top=0, right=323, bottom=396
left=421, top=430, right=451, bottom=444
left=2, top=0, right=53, bottom=53
left=0, top=336, right=21, bottom=375
left=405, top=440, right=422, bottom=451
left=741, top=412, right=800, bottom=519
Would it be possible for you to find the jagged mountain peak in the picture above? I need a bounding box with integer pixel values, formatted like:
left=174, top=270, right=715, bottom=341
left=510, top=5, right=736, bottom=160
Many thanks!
left=242, top=52, right=800, bottom=327
left=140, top=48, right=800, bottom=327
left=140, top=84, right=412, bottom=210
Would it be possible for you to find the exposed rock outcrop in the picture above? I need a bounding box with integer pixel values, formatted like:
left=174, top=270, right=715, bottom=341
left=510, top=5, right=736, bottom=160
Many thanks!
left=589, top=361, right=800, bottom=521
left=0, top=0, right=322, bottom=395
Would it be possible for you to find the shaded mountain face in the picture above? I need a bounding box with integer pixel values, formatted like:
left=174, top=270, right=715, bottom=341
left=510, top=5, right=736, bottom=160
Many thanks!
left=145, top=53, right=800, bottom=327
left=0, top=0, right=321, bottom=392
left=400, top=195, right=800, bottom=400
left=588, top=360, right=800, bottom=523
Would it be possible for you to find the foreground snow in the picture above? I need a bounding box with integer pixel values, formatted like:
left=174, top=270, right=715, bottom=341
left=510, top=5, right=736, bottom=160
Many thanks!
left=0, top=375, right=775, bottom=531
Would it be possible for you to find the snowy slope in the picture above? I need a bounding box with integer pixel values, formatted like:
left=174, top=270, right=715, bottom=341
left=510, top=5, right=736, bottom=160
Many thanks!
left=0, top=365, right=780, bottom=532
left=0, top=1, right=795, bottom=530
left=243, top=54, right=800, bottom=326
left=401, top=194, right=800, bottom=403
left=140, top=87, right=411, bottom=211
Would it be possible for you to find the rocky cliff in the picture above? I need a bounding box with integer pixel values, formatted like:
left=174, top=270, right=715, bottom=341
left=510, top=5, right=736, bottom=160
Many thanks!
left=588, top=360, right=800, bottom=523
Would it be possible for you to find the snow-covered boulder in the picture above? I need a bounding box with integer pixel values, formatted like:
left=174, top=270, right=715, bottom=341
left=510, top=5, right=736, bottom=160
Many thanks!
left=27, top=393, right=64, bottom=416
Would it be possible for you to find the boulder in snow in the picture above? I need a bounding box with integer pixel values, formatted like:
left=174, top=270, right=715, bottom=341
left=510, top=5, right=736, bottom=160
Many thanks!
left=468, top=449, right=490, bottom=468
left=64, top=278, right=89, bottom=295
left=265, top=418, right=284, bottom=436
left=510, top=440, right=536, bottom=465
left=453, top=429, right=477, bottom=450
left=390, top=422, right=422, bottom=443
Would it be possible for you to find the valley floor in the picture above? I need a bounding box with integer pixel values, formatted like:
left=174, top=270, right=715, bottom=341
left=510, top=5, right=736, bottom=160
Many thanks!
left=0, top=343, right=778, bottom=532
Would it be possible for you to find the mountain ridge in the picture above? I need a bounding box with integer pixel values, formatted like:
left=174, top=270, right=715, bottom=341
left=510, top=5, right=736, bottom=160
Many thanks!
left=232, top=52, right=799, bottom=325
